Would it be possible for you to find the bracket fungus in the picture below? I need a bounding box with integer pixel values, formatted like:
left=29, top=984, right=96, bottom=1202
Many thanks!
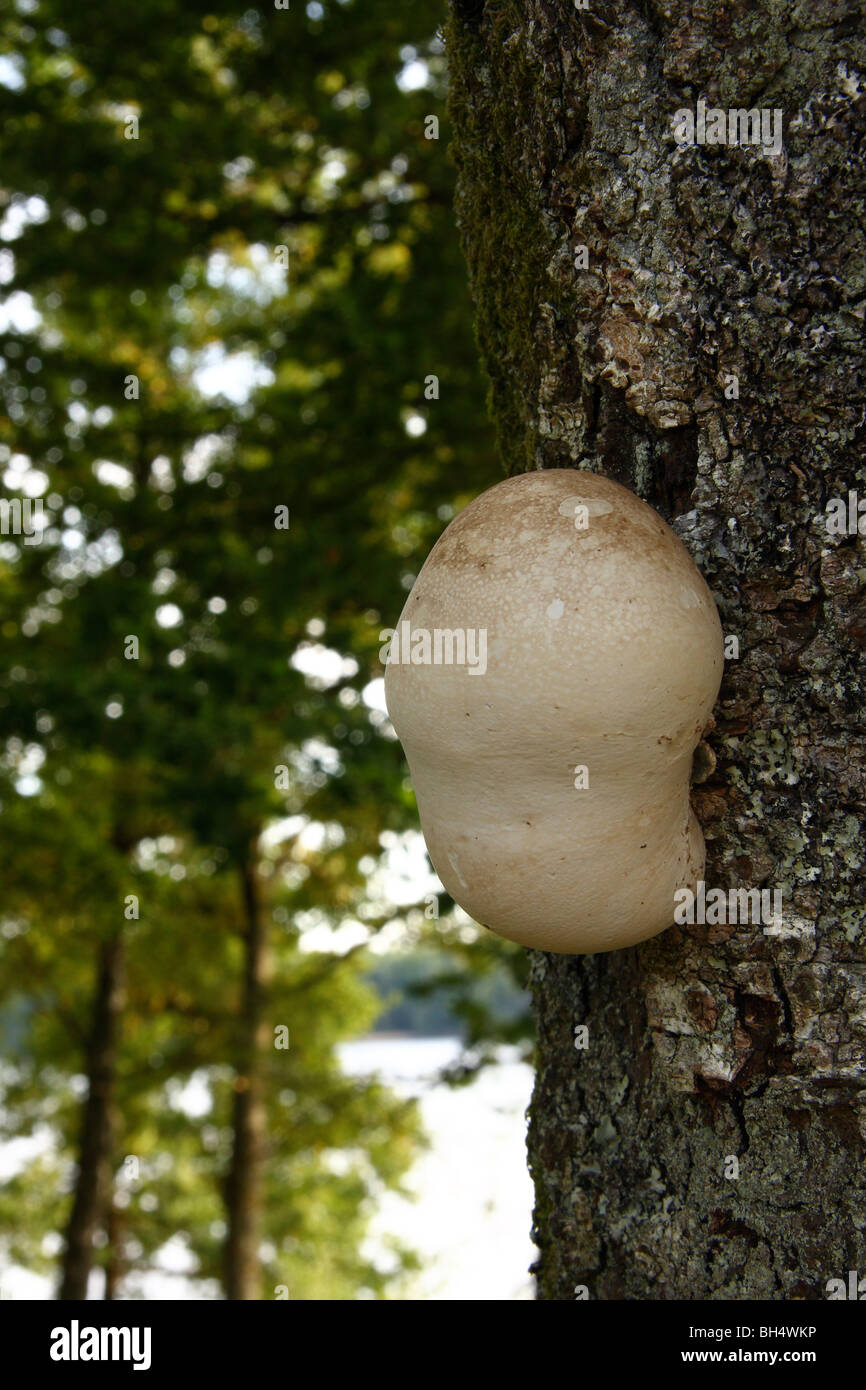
left=384, top=470, right=724, bottom=954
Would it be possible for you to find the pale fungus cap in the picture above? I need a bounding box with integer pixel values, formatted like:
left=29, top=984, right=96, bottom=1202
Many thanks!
left=385, top=469, right=724, bottom=954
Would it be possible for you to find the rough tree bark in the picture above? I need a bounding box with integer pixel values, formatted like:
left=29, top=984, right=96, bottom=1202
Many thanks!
left=224, top=855, right=270, bottom=1300
left=58, top=932, right=125, bottom=1300
left=446, top=0, right=866, bottom=1299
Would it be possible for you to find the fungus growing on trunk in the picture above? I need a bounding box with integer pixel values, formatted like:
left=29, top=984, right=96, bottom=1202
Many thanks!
left=385, top=470, right=724, bottom=954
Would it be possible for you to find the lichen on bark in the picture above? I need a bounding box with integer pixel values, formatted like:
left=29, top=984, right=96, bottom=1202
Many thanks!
left=446, top=0, right=866, bottom=1299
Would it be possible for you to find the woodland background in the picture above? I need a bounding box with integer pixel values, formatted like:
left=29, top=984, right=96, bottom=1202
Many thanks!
left=0, top=0, right=531, bottom=1300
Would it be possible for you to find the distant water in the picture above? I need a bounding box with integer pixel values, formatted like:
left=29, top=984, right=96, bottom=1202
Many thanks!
left=339, top=1036, right=537, bottom=1301
left=340, top=1033, right=466, bottom=1082
left=1, top=1036, right=536, bottom=1300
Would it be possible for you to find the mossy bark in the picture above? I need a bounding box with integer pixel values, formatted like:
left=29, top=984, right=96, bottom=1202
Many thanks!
left=446, top=0, right=866, bottom=1299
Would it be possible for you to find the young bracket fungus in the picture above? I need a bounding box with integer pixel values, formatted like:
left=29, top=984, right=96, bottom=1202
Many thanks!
left=384, top=470, right=724, bottom=954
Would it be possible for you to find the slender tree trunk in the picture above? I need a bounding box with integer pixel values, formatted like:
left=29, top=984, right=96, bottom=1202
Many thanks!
left=447, top=0, right=866, bottom=1298
left=58, top=932, right=125, bottom=1300
left=104, top=1201, right=124, bottom=1300
left=224, top=856, right=270, bottom=1300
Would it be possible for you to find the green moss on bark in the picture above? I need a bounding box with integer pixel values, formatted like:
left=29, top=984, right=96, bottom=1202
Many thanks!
left=446, top=2, right=556, bottom=473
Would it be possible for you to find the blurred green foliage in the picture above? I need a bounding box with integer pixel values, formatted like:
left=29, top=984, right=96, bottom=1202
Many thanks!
left=0, top=0, right=529, bottom=1300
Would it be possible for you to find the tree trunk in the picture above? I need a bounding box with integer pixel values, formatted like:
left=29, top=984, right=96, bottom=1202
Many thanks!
left=58, top=933, right=125, bottom=1300
left=447, top=0, right=866, bottom=1299
left=224, top=856, right=270, bottom=1300
left=104, top=1200, right=124, bottom=1300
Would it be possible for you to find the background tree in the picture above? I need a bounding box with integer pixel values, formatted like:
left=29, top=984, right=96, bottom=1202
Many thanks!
left=0, top=0, right=524, bottom=1301
left=446, top=0, right=866, bottom=1299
